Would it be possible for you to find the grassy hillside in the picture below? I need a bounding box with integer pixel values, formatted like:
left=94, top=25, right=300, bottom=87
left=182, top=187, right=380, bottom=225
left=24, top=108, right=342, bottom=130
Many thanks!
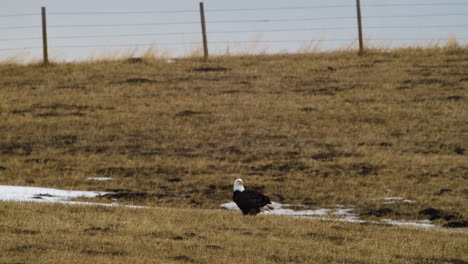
left=0, top=47, right=467, bottom=227
left=0, top=201, right=466, bottom=264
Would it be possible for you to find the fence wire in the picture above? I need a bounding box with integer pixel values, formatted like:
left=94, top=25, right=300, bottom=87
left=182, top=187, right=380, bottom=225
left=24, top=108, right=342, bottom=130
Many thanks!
left=3, top=25, right=468, bottom=42
left=2, top=2, right=468, bottom=17
left=0, top=2, right=467, bottom=57
left=2, top=12, right=468, bottom=31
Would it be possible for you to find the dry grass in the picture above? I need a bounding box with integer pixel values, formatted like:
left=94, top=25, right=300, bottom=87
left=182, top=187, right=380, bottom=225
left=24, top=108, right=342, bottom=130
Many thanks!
left=0, top=47, right=467, bottom=227
left=0, top=201, right=466, bottom=264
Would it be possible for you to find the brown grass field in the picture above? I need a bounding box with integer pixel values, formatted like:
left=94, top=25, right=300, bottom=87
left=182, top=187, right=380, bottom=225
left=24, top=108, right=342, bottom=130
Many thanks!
left=0, top=46, right=467, bottom=262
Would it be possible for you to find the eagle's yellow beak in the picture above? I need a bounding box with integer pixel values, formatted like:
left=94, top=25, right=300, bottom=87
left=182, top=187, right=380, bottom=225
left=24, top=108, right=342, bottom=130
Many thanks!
left=239, top=180, right=244, bottom=185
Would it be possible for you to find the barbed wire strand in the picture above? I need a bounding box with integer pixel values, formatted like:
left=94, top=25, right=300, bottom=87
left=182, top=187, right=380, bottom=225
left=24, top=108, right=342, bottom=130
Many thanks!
left=43, top=13, right=468, bottom=27
left=0, top=25, right=41, bottom=30
left=2, top=3, right=468, bottom=18
left=1, top=12, right=467, bottom=30
left=45, top=3, right=468, bottom=15
left=0, top=13, right=38, bottom=18
left=3, top=24, right=468, bottom=42
left=204, top=3, right=468, bottom=12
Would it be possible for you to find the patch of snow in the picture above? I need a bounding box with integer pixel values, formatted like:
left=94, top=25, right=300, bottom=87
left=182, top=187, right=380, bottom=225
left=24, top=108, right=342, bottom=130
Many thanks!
left=86, top=177, right=113, bottom=181
left=384, top=197, right=404, bottom=201
left=220, top=201, right=240, bottom=211
left=0, top=185, right=107, bottom=202
left=0, top=185, right=149, bottom=208
left=334, top=208, right=359, bottom=218
left=382, top=219, right=435, bottom=228
left=382, top=197, right=416, bottom=204
left=264, top=207, right=331, bottom=216
left=220, top=201, right=441, bottom=229
left=334, top=204, right=354, bottom=208
left=46, top=200, right=148, bottom=209
left=221, top=201, right=354, bottom=217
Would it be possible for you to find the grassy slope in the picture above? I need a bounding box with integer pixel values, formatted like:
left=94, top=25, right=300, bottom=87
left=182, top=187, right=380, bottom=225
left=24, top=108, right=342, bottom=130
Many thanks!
left=0, top=201, right=466, bottom=264
left=0, top=48, right=467, bottom=226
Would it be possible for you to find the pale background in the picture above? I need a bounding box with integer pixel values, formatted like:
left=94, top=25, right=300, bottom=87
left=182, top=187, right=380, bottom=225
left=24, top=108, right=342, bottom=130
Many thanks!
left=1, top=0, right=467, bottom=62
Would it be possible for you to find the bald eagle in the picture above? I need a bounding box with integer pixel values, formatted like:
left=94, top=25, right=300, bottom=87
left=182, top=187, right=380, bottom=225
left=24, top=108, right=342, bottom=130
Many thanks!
left=233, top=178, right=271, bottom=215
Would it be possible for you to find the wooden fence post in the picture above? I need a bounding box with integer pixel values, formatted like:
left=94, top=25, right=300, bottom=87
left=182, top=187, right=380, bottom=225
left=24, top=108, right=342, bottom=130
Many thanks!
left=41, top=6, right=49, bottom=65
left=355, top=0, right=364, bottom=55
left=199, top=2, right=209, bottom=61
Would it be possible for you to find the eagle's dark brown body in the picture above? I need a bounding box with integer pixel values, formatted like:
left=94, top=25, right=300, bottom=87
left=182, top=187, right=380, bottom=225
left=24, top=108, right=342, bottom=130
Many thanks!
left=233, top=190, right=271, bottom=215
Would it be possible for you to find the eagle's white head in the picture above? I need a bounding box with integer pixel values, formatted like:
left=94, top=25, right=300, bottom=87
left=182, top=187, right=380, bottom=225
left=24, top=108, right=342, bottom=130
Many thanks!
left=233, top=178, right=245, bottom=192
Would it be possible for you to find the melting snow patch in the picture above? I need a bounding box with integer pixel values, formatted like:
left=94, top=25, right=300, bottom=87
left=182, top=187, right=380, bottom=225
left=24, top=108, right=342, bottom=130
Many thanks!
left=382, top=219, right=434, bottom=228
left=262, top=203, right=331, bottom=216
left=220, top=201, right=241, bottom=211
left=86, top=177, right=113, bottom=181
left=0, top=185, right=106, bottom=202
left=384, top=197, right=404, bottom=201
left=220, top=201, right=441, bottom=229
left=382, top=197, right=416, bottom=205
left=0, top=185, right=149, bottom=208
left=221, top=201, right=358, bottom=220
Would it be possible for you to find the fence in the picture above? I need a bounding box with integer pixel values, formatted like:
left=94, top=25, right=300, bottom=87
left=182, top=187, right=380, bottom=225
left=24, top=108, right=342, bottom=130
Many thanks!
left=1, top=1, right=468, bottom=65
